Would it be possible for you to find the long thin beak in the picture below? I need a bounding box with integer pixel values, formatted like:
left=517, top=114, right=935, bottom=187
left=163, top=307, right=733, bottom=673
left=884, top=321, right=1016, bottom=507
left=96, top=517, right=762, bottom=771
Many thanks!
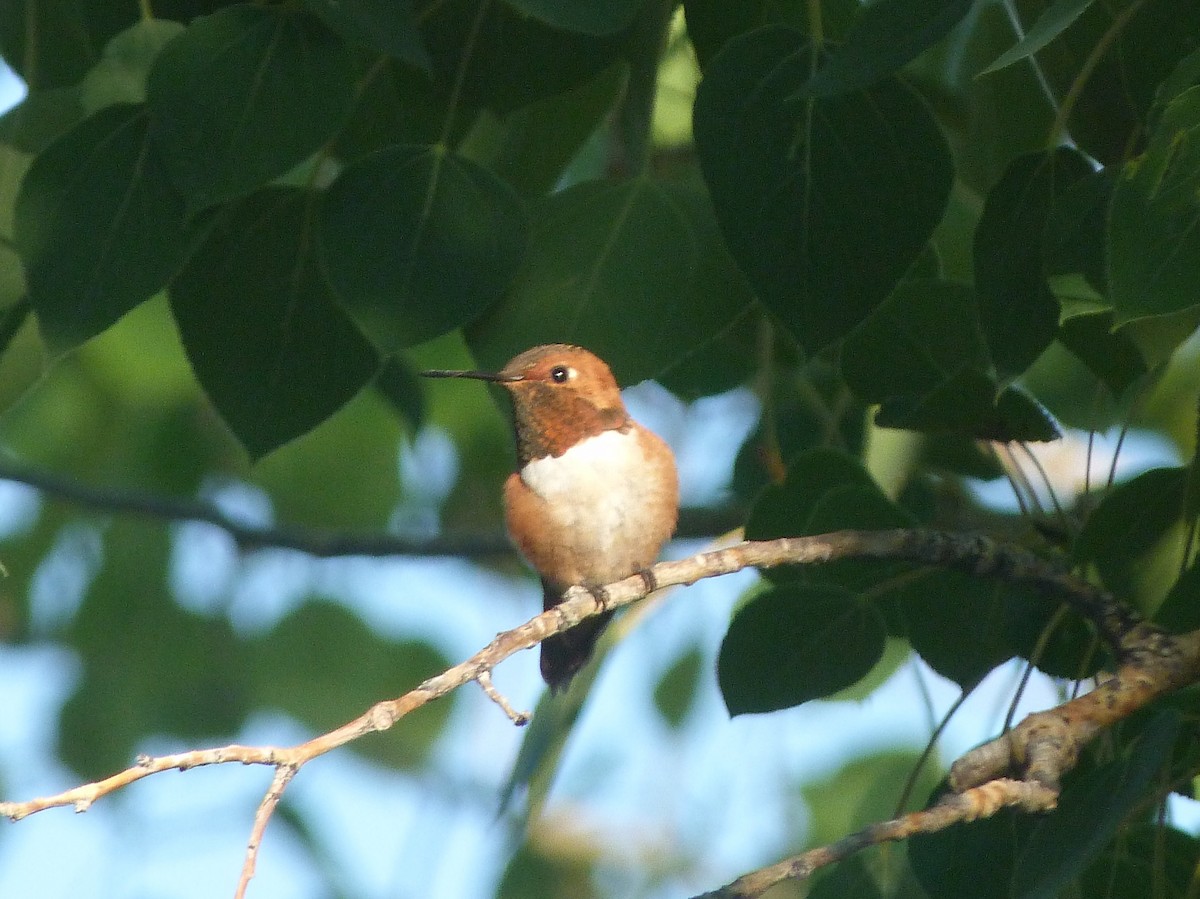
left=421, top=368, right=523, bottom=383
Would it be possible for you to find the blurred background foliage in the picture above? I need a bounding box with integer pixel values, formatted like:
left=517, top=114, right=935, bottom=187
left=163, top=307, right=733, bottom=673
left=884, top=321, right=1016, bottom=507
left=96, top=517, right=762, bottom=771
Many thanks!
left=1, top=0, right=1200, bottom=896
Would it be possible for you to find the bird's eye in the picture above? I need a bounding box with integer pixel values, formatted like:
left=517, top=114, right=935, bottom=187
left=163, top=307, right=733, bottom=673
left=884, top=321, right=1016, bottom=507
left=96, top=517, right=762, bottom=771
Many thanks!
left=550, top=365, right=571, bottom=383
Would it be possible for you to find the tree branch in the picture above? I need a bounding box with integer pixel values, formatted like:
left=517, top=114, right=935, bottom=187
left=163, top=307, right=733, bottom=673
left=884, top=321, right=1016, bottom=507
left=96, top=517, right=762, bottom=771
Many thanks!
left=1, top=529, right=1193, bottom=898
left=0, top=458, right=741, bottom=556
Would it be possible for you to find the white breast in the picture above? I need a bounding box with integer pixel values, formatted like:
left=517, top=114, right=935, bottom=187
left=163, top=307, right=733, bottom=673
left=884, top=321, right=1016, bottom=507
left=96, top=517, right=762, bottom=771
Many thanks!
left=519, top=429, right=668, bottom=581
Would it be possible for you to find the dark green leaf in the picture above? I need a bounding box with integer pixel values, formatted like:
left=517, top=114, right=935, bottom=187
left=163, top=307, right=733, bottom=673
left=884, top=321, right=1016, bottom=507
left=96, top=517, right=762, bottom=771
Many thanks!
left=683, top=0, right=863, bottom=68
left=1075, top=467, right=1187, bottom=591
left=467, top=177, right=752, bottom=383
left=746, top=448, right=902, bottom=544
left=974, top=148, right=1093, bottom=380
left=1057, top=311, right=1147, bottom=396
left=302, top=0, right=430, bottom=70
left=171, top=188, right=379, bottom=460
left=1079, top=824, right=1200, bottom=899
left=80, top=19, right=185, bottom=114
left=0, top=87, right=85, bottom=153
left=718, top=585, right=887, bottom=715
left=1013, top=711, right=1180, bottom=898
left=0, top=0, right=104, bottom=89
left=979, top=0, right=1095, bottom=75
left=420, top=0, right=630, bottom=113
left=465, top=62, right=629, bottom=198
left=910, top=801, right=1035, bottom=899
left=250, top=600, right=453, bottom=768
left=694, top=26, right=952, bottom=353
left=1155, top=555, right=1200, bottom=633
left=14, top=104, right=194, bottom=351
left=800, top=0, right=973, bottom=97
left=504, top=0, right=645, bottom=36
left=147, top=4, right=354, bottom=214
left=372, top=356, right=424, bottom=430
left=1043, top=166, right=1112, bottom=292
left=320, top=145, right=526, bottom=353
left=808, top=856, right=883, bottom=899
left=843, top=282, right=1063, bottom=439
left=1110, top=87, right=1200, bottom=326
left=884, top=571, right=1067, bottom=686
left=1152, top=47, right=1200, bottom=123
left=653, top=646, right=704, bottom=729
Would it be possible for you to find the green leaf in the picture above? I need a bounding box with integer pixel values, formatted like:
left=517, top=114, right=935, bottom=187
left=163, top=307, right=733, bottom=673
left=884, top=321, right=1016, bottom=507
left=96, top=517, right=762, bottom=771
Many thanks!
left=320, top=144, right=527, bottom=353
left=302, top=0, right=430, bottom=71
left=462, top=62, right=629, bottom=198
left=683, top=0, right=864, bottom=68
left=171, top=188, right=380, bottom=460
left=800, top=0, right=974, bottom=97
left=1110, top=87, right=1200, bottom=326
left=843, top=281, right=1061, bottom=440
left=808, top=856, right=883, bottom=899
left=746, top=448, right=913, bottom=586
left=1013, top=711, right=1180, bottom=898
left=466, top=177, right=752, bottom=383
left=653, top=645, right=704, bottom=729
left=1075, top=466, right=1187, bottom=592
left=1079, top=824, right=1200, bottom=898
left=1043, top=167, right=1112, bottom=293
left=974, top=148, right=1093, bottom=380
left=910, top=802, right=1036, bottom=899
left=979, top=0, right=1095, bottom=76
left=420, top=0, right=630, bottom=113
left=694, top=26, right=952, bottom=353
left=250, top=600, right=453, bottom=769
left=718, top=585, right=887, bottom=715
left=1154, top=555, right=1200, bottom=633
left=1057, top=311, right=1147, bottom=396
left=14, top=104, right=194, bottom=351
left=504, top=0, right=646, bottom=36
left=147, top=4, right=354, bottom=214
left=80, top=19, right=185, bottom=114
left=0, top=87, right=85, bottom=153
left=875, top=380, right=1060, bottom=442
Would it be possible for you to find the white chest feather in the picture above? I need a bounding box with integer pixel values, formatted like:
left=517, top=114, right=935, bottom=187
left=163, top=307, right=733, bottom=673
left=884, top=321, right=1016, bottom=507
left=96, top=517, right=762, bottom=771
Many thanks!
left=518, top=428, right=671, bottom=580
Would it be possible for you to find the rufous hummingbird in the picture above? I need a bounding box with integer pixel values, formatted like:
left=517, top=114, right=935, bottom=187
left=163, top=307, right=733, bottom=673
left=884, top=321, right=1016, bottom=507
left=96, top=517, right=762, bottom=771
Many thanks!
left=424, top=344, right=679, bottom=691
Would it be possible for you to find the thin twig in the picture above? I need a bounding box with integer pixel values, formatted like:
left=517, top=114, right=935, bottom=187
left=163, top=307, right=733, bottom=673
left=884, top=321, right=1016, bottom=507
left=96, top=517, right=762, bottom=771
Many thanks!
left=235, top=765, right=297, bottom=899
left=476, top=670, right=530, bottom=726
left=0, top=458, right=741, bottom=557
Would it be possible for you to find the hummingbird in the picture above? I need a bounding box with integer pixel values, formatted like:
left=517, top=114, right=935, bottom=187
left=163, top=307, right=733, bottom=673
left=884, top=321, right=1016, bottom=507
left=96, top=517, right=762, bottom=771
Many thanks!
left=424, top=344, right=679, bottom=691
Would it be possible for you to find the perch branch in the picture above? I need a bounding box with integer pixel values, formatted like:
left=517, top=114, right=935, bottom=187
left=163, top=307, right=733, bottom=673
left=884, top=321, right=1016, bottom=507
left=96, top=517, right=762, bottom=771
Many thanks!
left=0, top=458, right=740, bottom=557
left=694, top=778, right=1059, bottom=898
left=2, top=529, right=1194, bottom=898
